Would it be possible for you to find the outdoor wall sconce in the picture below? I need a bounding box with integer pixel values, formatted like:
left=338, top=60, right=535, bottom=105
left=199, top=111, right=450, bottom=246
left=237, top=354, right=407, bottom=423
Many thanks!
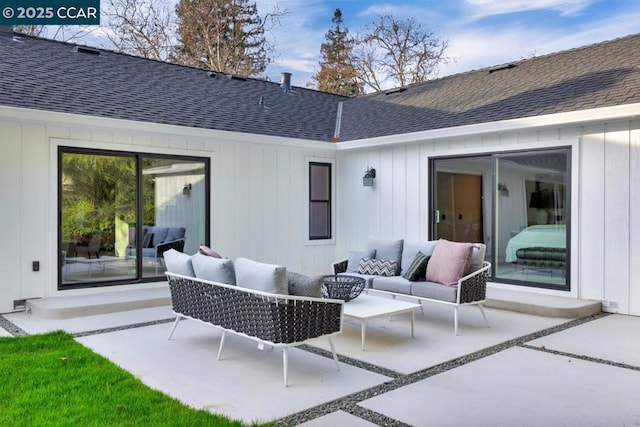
left=183, top=183, right=192, bottom=196
left=363, top=168, right=376, bottom=187
left=498, top=182, right=509, bottom=197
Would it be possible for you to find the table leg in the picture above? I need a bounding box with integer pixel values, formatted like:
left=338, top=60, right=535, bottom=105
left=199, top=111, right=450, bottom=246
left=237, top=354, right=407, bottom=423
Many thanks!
left=361, top=320, right=366, bottom=351
left=410, top=309, right=415, bottom=338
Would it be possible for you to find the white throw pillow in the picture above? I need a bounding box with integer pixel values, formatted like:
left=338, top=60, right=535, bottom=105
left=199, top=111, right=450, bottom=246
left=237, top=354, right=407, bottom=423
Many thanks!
left=163, top=249, right=195, bottom=277
left=235, top=257, right=287, bottom=295
left=191, top=252, right=235, bottom=285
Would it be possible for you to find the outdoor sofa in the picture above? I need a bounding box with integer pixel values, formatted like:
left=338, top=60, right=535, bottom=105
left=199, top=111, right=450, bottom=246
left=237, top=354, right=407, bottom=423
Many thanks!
left=333, top=238, right=491, bottom=335
left=163, top=251, right=344, bottom=386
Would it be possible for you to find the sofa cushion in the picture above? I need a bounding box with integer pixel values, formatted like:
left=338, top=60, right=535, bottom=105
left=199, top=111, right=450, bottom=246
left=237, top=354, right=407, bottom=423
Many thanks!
left=402, top=251, right=430, bottom=281
left=286, top=271, right=323, bottom=298
left=142, top=232, right=153, bottom=248
left=199, top=245, right=222, bottom=258
left=367, top=238, right=403, bottom=269
left=411, top=281, right=458, bottom=303
left=470, top=243, right=487, bottom=272
left=357, top=258, right=399, bottom=276
left=346, top=250, right=376, bottom=273
left=166, top=227, right=186, bottom=242
left=425, top=239, right=473, bottom=287
left=400, top=240, right=437, bottom=276
left=163, top=249, right=195, bottom=277
left=147, top=226, right=169, bottom=245
left=338, top=272, right=378, bottom=288
left=235, top=257, right=287, bottom=295
left=191, top=253, right=235, bottom=285
left=370, top=276, right=412, bottom=294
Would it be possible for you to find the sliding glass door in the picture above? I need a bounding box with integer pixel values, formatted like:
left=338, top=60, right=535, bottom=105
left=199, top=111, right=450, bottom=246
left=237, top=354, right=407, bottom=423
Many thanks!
left=431, top=148, right=570, bottom=290
left=59, top=148, right=208, bottom=288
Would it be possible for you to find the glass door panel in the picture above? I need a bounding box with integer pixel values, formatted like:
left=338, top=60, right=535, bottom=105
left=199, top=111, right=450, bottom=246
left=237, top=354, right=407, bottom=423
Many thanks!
left=494, top=151, right=569, bottom=288
left=60, top=152, right=137, bottom=285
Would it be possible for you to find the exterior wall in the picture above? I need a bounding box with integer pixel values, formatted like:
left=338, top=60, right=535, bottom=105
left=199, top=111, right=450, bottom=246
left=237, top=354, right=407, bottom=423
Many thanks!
left=335, top=119, right=640, bottom=316
left=0, top=108, right=336, bottom=314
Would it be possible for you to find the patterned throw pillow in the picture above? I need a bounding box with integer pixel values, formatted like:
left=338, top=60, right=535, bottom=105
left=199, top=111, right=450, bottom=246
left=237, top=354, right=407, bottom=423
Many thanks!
left=357, top=258, right=399, bottom=276
left=402, top=251, right=430, bottom=281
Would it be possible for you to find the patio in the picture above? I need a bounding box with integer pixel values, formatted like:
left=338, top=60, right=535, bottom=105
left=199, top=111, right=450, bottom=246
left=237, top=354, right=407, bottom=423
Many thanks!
left=1, top=290, right=639, bottom=426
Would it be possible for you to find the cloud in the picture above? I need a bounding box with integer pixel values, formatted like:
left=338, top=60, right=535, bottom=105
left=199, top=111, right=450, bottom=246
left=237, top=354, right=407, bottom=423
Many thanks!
left=465, top=0, right=595, bottom=20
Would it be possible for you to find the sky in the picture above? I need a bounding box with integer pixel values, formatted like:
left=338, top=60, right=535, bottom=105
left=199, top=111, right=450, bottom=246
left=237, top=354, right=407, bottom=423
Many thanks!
left=253, top=0, right=640, bottom=88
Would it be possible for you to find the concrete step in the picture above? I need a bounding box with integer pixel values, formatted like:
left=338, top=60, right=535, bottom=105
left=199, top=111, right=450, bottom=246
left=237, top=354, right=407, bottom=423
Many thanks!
left=486, top=287, right=602, bottom=318
left=26, top=287, right=171, bottom=320
left=24, top=285, right=602, bottom=320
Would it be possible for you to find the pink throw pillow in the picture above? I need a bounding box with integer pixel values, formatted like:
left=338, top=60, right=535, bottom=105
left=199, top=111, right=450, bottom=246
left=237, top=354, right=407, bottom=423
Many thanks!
left=425, top=239, right=473, bottom=287
left=199, top=245, right=222, bottom=258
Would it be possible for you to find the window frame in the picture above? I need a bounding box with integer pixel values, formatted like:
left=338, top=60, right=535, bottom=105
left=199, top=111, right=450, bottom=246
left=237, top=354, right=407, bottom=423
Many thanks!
left=306, top=158, right=335, bottom=244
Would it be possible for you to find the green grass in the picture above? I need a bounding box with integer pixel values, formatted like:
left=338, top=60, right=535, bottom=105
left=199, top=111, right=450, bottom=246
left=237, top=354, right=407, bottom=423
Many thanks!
left=0, top=331, right=261, bottom=426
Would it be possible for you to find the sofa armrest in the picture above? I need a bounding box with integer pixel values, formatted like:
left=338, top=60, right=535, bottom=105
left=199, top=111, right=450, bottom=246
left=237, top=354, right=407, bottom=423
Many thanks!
left=457, top=261, right=491, bottom=304
left=332, top=259, right=348, bottom=274
left=156, top=238, right=186, bottom=256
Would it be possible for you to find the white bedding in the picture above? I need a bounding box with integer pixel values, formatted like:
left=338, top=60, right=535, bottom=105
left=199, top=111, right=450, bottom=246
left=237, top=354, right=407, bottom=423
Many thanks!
left=505, top=225, right=566, bottom=262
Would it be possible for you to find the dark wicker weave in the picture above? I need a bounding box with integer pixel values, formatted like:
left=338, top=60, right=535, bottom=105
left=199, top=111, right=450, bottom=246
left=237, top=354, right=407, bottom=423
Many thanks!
left=458, top=265, right=490, bottom=304
left=165, top=272, right=344, bottom=386
left=332, top=259, right=349, bottom=274
left=321, top=275, right=365, bottom=302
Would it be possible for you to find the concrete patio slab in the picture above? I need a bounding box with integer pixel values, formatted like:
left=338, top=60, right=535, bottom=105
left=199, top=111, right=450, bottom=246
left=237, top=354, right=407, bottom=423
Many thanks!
left=311, top=300, right=568, bottom=374
left=77, top=320, right=390, bottom=425
left=0, top=327, right=12, bottom=337
left=358, top=346, right=640, bottom=426
left=529, top=314, right=640, bottom=367
left=299, top=410, right=378, bottom=426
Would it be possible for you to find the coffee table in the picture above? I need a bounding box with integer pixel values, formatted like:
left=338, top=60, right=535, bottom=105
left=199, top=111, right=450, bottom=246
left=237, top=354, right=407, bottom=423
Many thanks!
left=342, top=294, right=421, bottom=351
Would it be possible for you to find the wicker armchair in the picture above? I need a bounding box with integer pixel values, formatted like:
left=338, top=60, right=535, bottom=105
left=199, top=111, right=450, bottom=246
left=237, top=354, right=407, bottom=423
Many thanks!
left=165, top=272, right=344, bottom=386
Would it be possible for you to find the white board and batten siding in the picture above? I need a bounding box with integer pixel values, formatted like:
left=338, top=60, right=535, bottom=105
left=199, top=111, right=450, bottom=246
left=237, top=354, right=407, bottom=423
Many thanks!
left=0, top=108, right=336, bottom=313
left=335, top=119, right=640, bottom=316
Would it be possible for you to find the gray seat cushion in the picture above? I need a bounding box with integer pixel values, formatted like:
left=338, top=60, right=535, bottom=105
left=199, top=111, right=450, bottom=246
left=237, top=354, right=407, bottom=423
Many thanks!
left=191, top=252, right=235, bottom=285
left=338, top=272, right=379, bottom=288
left=410, top=281, right=458, bottom=303
left=370, top=276, right=412, bottom=294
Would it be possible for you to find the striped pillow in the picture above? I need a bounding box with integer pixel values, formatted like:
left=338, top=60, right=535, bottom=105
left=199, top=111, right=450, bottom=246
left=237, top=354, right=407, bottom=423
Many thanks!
left=357, top=258, right=399, bottom=276
left=402, top=251, right=430, bottom=281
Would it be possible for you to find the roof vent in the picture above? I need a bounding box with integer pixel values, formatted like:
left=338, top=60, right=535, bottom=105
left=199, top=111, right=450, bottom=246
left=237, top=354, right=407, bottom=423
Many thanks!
left=207, top=71, right=218, bottom=78
left=280, top=72, right=293, bottom=92
left=489, top=64, right=516, bottom=73
left=75, top=45, right=101, bottom=56
left=384, top=87, right=406, bottom=95
left=228, top=74, right=247, bottom=81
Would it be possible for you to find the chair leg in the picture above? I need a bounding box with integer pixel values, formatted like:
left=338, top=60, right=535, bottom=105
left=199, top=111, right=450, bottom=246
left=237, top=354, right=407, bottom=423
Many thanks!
left=328, top=337, right=340, bottom=371
left=478, top=304, right=489, bottom=328
left=283, top=347, right=289, bottom=387
left=168, top=316, right=182, bottom=340
left=217, top=331, right=226, bottom=361
left=454, top=307, right=459, bottom=335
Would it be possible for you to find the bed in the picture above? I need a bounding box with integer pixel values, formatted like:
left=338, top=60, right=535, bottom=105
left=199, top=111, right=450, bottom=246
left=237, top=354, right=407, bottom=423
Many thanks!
left=505, top=225, right=566, bottom=268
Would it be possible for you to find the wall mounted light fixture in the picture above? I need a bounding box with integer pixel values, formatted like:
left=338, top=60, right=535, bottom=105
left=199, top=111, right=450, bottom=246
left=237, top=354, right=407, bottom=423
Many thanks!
left=363, top=167, right=376, bottom=187
left=183, top=183, right=192, bottom=196
left=498, top=182, right=509, bottom=197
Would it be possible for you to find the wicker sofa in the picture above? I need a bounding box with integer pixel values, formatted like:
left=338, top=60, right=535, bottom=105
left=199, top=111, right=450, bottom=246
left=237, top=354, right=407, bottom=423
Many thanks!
left=165, top=266, right=344, bottom=387
left=333, top=238, right=491, bottom=335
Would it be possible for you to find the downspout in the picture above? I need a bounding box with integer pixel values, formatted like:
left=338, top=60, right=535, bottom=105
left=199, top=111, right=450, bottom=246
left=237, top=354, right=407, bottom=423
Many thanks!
left=332, top=101, right=343, bottom=143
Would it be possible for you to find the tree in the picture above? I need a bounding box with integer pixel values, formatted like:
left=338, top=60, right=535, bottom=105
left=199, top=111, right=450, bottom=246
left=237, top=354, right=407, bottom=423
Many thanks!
left=312, top=8, right=361, bottom=96
left=352, top=14, right=449, bottom=92
left=173, top=0, right=283, bottom=76
left=103, top=0, right=175, bottom=61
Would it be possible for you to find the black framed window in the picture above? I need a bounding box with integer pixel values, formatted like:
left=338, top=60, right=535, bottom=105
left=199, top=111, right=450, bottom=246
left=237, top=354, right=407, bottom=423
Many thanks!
left=309, top=162, right=332, bottom=240
left=58, top=147, right=209, bottom=289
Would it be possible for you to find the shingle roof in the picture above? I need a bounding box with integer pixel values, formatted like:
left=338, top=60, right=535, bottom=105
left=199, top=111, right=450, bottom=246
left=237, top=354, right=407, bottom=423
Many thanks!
left=338, top=33, right=640, bottom=141
left=0, top=32, right=346, bottom=142
left=1, top=31, right=640, bottom=143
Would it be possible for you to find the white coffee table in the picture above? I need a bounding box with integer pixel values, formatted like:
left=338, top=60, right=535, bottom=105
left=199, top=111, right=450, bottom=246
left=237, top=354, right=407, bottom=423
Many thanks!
left=342, top=294, right=421, bottom=351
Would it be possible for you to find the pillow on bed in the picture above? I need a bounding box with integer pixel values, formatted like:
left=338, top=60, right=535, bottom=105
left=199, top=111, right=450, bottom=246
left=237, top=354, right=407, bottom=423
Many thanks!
left=425, top=239, right=473, bottom=287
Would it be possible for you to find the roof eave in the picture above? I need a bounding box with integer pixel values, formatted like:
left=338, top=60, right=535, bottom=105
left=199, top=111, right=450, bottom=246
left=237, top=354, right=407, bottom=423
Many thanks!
left=336, top=103, right=640, bottom=151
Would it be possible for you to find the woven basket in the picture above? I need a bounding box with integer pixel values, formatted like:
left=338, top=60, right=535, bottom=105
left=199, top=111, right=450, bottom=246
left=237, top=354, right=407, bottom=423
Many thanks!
left=321, top=275, right=365, bottom=302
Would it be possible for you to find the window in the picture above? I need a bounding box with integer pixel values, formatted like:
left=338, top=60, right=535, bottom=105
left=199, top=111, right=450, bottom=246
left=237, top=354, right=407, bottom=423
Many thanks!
left=309, top=162, right=332, bottom=240
left=59, top=148, right=209, bottom=288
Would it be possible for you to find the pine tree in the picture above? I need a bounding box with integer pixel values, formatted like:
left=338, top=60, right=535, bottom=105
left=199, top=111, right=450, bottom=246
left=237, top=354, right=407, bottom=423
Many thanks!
left=173, top=0, right=271, bottom=76
left=312, top=8, right=361, bottom=96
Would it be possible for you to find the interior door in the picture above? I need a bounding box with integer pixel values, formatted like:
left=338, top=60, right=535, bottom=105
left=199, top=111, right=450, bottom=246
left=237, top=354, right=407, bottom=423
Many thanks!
left=435, top=172, right=483, bottom=242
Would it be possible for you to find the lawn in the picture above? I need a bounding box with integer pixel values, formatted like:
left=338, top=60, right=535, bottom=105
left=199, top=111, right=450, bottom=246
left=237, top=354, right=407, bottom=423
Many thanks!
left=0, top=331, right=261, bottom=426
